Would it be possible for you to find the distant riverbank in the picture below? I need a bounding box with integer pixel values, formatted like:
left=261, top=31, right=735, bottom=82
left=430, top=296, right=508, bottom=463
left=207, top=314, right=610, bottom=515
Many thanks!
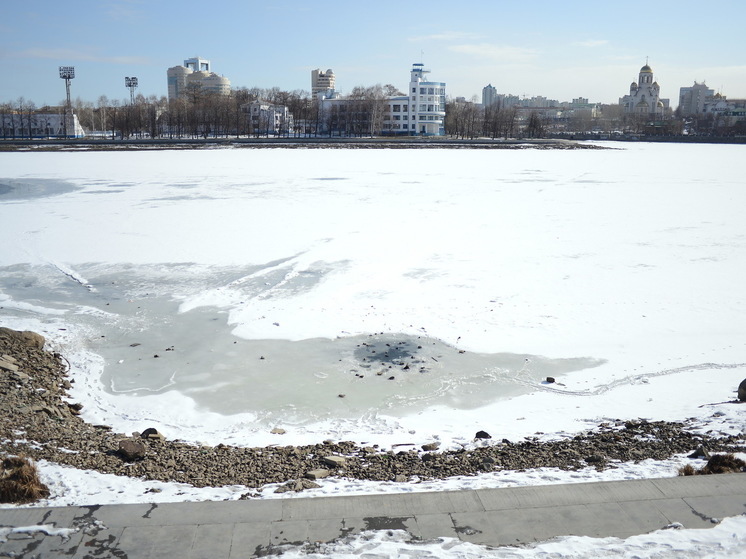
left=0, top=137, right=601, bottom=151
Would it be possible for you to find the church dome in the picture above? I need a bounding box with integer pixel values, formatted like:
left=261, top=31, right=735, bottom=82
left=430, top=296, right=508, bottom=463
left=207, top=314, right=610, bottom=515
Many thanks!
left=640, top=64, right=653, bottom=73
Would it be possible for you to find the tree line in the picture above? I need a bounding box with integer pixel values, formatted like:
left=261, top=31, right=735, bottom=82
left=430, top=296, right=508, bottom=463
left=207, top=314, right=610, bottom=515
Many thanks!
left=3, top=85, right=744, bottom=140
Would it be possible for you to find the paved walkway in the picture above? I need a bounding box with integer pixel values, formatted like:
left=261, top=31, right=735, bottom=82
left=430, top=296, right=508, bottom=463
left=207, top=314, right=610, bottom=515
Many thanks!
left=1, top=474, right=744, bottom=558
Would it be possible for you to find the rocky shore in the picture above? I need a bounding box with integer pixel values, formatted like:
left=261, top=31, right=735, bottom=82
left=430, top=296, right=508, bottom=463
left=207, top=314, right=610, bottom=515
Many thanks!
left=1, top=327, right=743, bottom=497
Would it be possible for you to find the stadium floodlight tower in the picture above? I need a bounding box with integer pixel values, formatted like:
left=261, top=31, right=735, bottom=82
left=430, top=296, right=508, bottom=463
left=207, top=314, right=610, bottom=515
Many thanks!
left=125, top=76, right=138, bottom=105
left=59, top=66, right=75, bottom=137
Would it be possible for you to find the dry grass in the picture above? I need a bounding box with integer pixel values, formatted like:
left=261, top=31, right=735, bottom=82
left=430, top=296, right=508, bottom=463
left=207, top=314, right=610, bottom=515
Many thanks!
left=678, top=453, right=746, bottom=476
left=0, top=455, right=51, bottom=504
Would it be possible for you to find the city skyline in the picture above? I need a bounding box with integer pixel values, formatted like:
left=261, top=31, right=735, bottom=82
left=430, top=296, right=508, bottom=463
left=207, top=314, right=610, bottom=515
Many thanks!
left=2, top=0, right=745, bottom=108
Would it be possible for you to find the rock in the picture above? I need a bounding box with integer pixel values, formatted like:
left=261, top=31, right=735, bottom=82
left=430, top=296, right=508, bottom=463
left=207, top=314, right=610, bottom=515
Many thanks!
left=140, top=428, right=165, bottom=442
left=421, top=442, right=440, bottom=452
left=688, top=445, right=711, bottom=459
left=0, top=358, right=19, bottom=372
left=12, top=371, right=30, bottom=382
left=275, top=479, right=321, bottom=493
left=0, top=328, right=45, bottom=349
left=738, top=378, right=746, bottom=401
left=546, top=377, right=556, bottom=384
left=322, top=455, right=346, bottom=468
left=305, top=469, right=330, bottom=480
left=394, top=474, right=408, bottom=482
left=585, top=454, right=606, bottom=464
left=270, top=427, right=286, bottom=435
left=20, top=332, right=45, bottom=349
left=67, top=402, right=83, bottom=415
left=475, top=430, right=492, bottom=440
left=118, top=440, right=147, bottom=461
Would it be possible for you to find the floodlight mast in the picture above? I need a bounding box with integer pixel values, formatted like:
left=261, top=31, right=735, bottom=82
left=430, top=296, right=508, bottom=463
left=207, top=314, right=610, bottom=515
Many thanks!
left=59, top=66, right=75, bottom=138
left=125, top=77, right=138, bottom=105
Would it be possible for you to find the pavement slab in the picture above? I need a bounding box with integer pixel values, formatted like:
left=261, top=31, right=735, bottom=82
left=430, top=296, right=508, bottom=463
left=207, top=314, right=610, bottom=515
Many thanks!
left=0, top=473, right=743, bottom=557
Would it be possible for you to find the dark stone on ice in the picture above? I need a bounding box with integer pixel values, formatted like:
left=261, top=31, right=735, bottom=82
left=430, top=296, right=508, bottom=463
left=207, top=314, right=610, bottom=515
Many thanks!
left=118, top=440, right=147, bottom=461
left=140, top=428, right=165, bottom=441
left=738, top=378, right=746, bottom=401
left=546, top=377, right=556, bottom=384
left=688, top=445, right=711, bottom=459
left=475, top=431, right=491, bottom=439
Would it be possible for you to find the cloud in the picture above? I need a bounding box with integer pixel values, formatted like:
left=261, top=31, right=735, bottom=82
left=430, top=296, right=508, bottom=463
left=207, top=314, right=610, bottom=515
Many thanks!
left=409, top=31, right=482, bottom=42
left=13, top=48, right=150, bottom=65
left=448, top=43, right=538, bottom=63
left=573, top=39, right=610, bottom=48
left=104, top=0, right=146, bottom=22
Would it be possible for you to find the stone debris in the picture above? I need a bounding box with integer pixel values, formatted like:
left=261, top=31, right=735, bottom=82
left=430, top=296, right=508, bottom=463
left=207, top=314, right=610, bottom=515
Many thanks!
left=274, top=478, right=321, bottom=493
left=321, top=456, right=347, bottom=469
left=1, top=327, right=744, bottom=493
left=305, top=469, right=330, bottom=480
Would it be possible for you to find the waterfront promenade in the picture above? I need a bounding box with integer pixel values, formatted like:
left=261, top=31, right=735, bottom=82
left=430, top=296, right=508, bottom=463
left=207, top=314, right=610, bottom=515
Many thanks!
left=1, top=474, right=744, bottom=557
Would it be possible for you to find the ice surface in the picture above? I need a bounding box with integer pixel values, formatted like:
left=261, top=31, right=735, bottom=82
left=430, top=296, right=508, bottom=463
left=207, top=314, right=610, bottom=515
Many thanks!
left=1, top=143, right=745, bottom=451
left=2, top=143, right=746, bottom=559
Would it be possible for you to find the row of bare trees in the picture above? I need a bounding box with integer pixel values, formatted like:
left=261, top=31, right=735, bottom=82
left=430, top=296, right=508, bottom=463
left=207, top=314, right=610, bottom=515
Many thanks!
left=5, top=87, right=744, bottom=140
left=2, top=83, right=407, bottom=140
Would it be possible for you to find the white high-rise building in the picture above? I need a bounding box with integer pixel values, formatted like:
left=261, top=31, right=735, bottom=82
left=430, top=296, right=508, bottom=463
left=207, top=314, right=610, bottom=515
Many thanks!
left=167, top=57, right=231, bottom=100
left=311, top=69, right=336, bottom=96
left=184, top=57, right=211, bottom=72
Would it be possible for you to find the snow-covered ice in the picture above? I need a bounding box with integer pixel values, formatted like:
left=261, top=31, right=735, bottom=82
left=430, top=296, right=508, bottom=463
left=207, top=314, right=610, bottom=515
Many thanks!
left=1, top=143, right=745, bottom=557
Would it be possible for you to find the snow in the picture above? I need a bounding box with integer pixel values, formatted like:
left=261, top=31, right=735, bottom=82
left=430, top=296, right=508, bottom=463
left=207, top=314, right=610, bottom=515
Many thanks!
left=271, top=518, right=746, bottom=558
left=1, top=143, right=745, bottom=557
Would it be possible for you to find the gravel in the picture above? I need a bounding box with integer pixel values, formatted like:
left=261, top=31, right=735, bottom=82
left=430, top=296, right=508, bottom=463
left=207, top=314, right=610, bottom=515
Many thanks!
left=1, top=328, right=743, bottom=494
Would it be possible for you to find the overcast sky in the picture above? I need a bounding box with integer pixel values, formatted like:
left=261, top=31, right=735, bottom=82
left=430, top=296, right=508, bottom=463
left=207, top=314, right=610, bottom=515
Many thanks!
left=2, top=0, right=745, bottom=107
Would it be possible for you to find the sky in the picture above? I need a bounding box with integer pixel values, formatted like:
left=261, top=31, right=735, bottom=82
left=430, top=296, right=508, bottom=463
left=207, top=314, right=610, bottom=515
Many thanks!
left=1, top=0, right=745, bottom=108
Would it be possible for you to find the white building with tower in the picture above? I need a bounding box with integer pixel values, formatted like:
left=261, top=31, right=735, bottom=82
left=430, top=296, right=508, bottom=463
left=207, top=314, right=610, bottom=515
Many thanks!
left=620, top=63, right=669, bottom=116
left=167, top=57, right=231, bottom=100
left=382, top=63, right=446, bottom=135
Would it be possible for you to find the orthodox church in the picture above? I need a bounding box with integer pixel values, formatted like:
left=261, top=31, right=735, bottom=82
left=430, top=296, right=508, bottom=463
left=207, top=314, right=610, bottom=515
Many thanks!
left=620, top=63, right=670, bottom=116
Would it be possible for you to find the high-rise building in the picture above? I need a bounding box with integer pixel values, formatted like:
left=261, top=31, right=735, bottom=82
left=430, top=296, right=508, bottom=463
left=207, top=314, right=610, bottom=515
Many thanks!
left=167, top=57, right=231, bottom=100
left=184, top=57, right=211, bottom=73
left=311, top=69, right=336, bottom=96
left=482, top=84, right=497, bottom=107
left=678, top=82, right=715, bottom=116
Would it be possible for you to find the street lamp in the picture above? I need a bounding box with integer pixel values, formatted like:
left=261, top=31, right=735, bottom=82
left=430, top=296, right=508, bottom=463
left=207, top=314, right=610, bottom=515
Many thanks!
left=125, top=77, right=138, bottom=105
left=59, top=66, right=75, bottom=137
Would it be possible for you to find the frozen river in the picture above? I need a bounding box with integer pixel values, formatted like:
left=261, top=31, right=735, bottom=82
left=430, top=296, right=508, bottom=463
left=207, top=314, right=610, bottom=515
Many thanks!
left=1, top=142, right=745, bottom=449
